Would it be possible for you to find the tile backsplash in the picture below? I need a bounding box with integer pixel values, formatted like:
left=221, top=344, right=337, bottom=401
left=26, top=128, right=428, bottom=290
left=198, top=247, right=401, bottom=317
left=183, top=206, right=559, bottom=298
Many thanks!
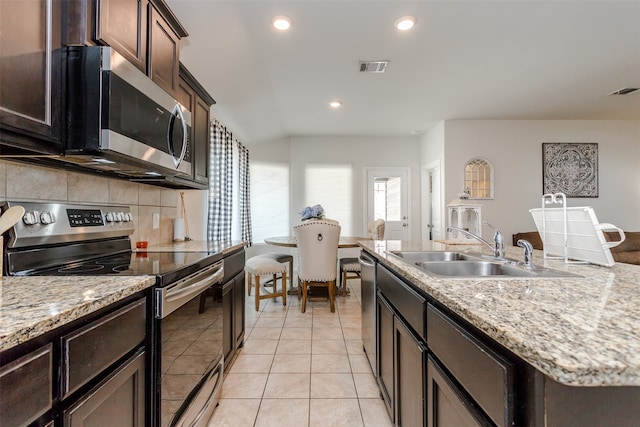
left=0, top=160, right=179, bottom=247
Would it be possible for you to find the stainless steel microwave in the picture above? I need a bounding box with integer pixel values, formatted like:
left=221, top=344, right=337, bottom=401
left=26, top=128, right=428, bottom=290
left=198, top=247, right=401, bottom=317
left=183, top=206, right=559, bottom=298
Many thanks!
left=64, top=46, right=191, bottom=178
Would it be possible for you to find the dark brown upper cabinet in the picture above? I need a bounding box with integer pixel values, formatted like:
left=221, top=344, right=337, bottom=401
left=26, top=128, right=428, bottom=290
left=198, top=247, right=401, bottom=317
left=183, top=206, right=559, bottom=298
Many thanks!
left=0, top=0, right=63, bottom=155
left=95, top=0, right=148, bottom=73
left=66, top=0, right=187, bottom=97
left=149, top=3, right=180, bottom=96
left=178, top=64, right=216, bottom=188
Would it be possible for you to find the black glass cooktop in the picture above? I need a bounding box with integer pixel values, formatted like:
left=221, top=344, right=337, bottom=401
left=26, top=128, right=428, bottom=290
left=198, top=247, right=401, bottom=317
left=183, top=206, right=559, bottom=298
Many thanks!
left=24, top=251, right=222, bottom=285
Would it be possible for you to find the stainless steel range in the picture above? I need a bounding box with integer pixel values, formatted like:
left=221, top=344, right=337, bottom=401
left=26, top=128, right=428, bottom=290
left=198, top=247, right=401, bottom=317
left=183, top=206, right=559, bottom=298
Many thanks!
left=4, top=201, right=225, bottom=427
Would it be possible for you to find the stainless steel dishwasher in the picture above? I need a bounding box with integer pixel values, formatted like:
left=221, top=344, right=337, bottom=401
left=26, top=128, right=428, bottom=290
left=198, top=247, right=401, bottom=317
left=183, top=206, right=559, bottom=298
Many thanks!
left=360, top=251, right=377, bottom=375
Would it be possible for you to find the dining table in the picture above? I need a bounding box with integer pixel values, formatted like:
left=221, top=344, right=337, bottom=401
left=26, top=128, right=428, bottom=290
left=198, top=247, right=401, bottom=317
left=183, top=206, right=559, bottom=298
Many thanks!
left=264, top=235, right=368, bottom=295
left=264, top=235, right=367, bottom=248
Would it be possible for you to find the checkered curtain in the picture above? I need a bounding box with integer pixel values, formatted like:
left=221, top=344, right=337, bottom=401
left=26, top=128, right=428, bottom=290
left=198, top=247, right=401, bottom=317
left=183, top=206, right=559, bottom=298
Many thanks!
left=237, top=141, right=252, bottom=244
left=208, top=120, right=233, bottom=241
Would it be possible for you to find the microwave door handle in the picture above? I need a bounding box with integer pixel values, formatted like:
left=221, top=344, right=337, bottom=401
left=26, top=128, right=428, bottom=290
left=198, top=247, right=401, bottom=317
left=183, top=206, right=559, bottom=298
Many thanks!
left=168, top=104, right=188, bottom=168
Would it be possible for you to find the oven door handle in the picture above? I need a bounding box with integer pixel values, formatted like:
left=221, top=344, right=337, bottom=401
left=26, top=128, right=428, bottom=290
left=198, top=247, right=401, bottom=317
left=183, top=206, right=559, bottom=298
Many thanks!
left=156, top=262, right=224, bottom=319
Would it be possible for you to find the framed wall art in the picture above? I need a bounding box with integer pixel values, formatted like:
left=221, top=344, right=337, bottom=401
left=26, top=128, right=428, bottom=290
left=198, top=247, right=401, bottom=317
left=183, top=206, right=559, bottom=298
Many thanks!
left=542, top=143, right=598, bottom=198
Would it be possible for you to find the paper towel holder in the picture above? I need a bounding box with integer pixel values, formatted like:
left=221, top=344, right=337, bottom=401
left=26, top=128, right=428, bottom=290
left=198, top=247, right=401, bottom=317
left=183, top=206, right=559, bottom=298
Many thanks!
left=173, top=192, right=192, bottom=242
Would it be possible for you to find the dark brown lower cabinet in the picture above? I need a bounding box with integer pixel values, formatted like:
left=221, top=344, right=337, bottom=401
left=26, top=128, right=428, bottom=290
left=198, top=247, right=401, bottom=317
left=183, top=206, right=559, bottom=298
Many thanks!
left=427, top=356, right=492, bottom=427
left=377, top=291, right=427, bottom=427
left=233, top=272, right=246, bottom=350
left=220, top=249, right=246, bottom=368
left=221, top=270, right=246, bottom=365
left=63, top=349, right=146, bottom=427
left=377, top=294, right=395, bottom=420
left=221, top=278, right=234, bottom=362
left=0, top=344, right=53, bottom=426
left=394, top=316, right=427, bottom=427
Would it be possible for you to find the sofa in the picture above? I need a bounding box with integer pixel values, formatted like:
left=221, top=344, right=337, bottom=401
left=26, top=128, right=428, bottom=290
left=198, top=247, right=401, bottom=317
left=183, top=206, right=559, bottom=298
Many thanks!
left=512, top=231, right=640, bottom=265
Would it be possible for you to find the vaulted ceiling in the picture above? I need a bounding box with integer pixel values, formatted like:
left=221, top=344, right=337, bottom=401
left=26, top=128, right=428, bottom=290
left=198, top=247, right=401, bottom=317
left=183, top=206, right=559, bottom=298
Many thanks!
left=167, top=0, right=640, bottom=145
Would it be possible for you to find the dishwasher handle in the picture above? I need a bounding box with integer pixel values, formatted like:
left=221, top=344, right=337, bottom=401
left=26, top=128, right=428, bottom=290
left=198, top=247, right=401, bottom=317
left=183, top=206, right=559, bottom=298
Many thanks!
left=359, top=254, right=376, bottom=268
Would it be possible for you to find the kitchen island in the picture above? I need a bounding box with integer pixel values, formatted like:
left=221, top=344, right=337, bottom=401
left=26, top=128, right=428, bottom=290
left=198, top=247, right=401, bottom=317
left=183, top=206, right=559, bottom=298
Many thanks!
left=360, top=240, right=640, bottom=427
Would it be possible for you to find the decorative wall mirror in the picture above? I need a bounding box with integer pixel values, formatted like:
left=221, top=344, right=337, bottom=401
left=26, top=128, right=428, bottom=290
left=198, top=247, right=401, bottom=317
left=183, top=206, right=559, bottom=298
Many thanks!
left=464, top=157, right=494, bottom=199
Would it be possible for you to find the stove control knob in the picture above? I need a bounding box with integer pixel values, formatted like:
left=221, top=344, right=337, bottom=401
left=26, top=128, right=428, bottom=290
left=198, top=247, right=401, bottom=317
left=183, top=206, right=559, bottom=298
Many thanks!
left=116, top=212, right=125, bottom=222
left=123, top=212, right=132, bottom=222
left=105, top=212, right=116, bottom=222
left=40, top=211, right=56, bottom=225
left=23, top=211, right=40, bottom=225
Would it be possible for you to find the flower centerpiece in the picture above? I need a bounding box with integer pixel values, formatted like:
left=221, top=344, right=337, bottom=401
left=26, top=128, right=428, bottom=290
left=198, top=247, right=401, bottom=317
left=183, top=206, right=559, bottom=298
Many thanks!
left=300, top=204, right=325, bottom=221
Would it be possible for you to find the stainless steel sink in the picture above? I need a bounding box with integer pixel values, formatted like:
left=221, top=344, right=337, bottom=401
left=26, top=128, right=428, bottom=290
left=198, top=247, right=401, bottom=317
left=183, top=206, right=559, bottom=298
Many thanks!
left=417, top=260, right=536, bottom=277
left=386, top=251, right=480, bottom=263
left=387, top=250, right=581, bottom=279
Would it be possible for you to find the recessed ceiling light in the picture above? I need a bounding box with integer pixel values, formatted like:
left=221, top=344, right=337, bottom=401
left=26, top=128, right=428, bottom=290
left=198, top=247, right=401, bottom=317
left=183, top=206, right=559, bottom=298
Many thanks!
left=273, top=15, right=292, bottom=31
left=395, top=15, right=417, bottom=31
left=329, top=100, right=342, bottom=109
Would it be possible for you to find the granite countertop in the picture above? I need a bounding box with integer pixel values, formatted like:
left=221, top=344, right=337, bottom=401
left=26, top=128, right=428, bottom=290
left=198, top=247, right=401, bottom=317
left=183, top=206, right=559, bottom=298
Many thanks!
left=359, top=240, right=640, bottom=387
left=136, top=240, right=247, bottom=255
left=0, top=275, right=156, bottom=352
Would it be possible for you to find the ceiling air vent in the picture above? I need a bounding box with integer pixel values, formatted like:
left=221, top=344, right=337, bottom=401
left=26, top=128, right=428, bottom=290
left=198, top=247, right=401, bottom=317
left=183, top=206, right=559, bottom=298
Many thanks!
left=609, top=87, right=640, bottom=95
left=359, top=60, right=390, bottom=73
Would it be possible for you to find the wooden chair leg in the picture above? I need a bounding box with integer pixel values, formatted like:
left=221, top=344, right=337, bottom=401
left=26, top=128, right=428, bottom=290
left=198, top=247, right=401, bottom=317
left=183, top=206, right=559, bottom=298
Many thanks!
left=247, top=272, right=252, bottom=296
left=282, top=272, right=287, bottom=306
left=301, top=280, right=307, bottom=313
left=255, top=275, right=261, bottom=311
left=329, top=280, right=335, bottom=312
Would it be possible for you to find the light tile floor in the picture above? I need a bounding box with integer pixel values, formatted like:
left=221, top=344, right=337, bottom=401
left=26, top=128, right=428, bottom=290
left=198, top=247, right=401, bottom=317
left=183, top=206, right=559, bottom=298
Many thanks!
left=208, top=279, right=393, bottom=427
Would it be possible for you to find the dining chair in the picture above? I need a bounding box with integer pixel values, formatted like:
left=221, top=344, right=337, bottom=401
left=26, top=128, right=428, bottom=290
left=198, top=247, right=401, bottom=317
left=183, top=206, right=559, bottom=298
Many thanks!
left=293, top=219, right=341, bottom=313
left=338, top=219, right=385, bottom=295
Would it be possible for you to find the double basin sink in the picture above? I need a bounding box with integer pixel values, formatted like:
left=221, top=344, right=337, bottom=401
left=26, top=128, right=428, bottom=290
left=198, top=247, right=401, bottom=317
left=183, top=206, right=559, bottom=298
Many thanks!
left=387, top=251, right=581, bottom=279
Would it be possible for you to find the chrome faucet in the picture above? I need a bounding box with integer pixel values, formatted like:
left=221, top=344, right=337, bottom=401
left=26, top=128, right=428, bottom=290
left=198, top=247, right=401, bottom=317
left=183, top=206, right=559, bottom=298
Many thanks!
left=517, top=239, right=534, bottom=268
left=447, top=224, right=505, bottom=258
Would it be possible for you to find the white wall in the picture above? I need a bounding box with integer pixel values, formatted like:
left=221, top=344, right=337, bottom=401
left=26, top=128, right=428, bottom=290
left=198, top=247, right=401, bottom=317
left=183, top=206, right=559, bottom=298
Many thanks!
left=432, top=120, right=640, bottom=244
left=420, top=122, right=446, bottom=240
left=251, top=135, right=423, bottom=240
left=180, top=190, right=208, bottom=241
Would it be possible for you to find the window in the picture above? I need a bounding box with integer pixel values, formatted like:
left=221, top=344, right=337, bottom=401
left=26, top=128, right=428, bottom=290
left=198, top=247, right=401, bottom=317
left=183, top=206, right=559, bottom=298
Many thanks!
left=464, top=158, right=494, bottom=199
left=305, top=164, right=353, bottom=235
left=374, top=177, right=401, bottom=221
left=250, top=161, right=290, bottom=243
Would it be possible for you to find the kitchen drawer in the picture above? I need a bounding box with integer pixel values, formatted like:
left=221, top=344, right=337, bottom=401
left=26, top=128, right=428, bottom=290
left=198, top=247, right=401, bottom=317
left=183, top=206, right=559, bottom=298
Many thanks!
left=0, top=343, right=53, bottom=426
left=62, top=299, right=146, bottom=398
left=427, top=303, right=514, bottom=427
left=223, top=249, right=245, bottom=282
left=377, top=264, right=426, bottom=341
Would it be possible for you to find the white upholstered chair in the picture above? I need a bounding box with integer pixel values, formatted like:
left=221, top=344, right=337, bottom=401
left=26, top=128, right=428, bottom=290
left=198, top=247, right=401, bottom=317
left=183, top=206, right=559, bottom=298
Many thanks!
left=338, top=219, right=385, bottom=295
left=294, top=220, right=341, bottom=313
